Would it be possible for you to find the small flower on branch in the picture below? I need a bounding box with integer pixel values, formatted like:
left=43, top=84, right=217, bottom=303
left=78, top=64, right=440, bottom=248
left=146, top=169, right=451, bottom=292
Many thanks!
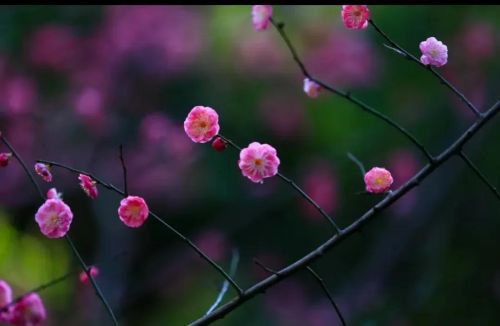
left=303, top=78, right=322, bottom=98
left=0, top=152, right=12, bottom=167
left=118, top=196, right=149, bottom=228
left=341, top=5, right=370, bottom=30
left=78, top=174, right=98, bottom=199
left=238, top=142, right=280, bottom=184
left=9, top=293, right=46, bottom=326
left=34, top=163, right=52, bottom=182
left=79, top=266, right=100, bottom=284
left=212, top=137, right=227, bottom=152
left=252, top=5, right=273, bottom=31
left=364, top=167, right=394, bottom=194
left=35, top=190, right=73, bottom=238
left=419, top=37, right=448, bottom=67
left=184, top=106, right=220, bottom=143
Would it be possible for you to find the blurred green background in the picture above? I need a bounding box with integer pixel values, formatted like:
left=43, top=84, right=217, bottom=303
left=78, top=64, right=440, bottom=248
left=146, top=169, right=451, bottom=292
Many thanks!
left=0, top=5, right=499, bottom=326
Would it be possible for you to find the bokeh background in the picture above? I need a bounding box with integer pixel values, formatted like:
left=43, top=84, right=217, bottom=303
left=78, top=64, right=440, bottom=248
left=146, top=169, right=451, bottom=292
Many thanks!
left=0, top=5, right=499, bottom=326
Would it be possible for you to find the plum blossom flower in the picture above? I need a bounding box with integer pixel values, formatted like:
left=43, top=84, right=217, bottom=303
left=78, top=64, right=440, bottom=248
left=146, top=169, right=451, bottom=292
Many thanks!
left=46, top=188, right=62, bottom=200
left=35, top=194, right=73, bottom=238
left=78, top=174, right=98, bottom=199
left=0, top=152, right=12, bottom=167
left=238, top=142, right=280, bottom=183
left=34, top=163, right=52, bottom=182
left=0, top=280, right=12, bottom=314
left=118, top=196, right=149, bottom=228
left=364, top=167, right=393, bottom=194
left=252, top=5, right=273, bottom=31
left=9, top=293, right=46, bottom=326
left=419, top=37, right=448, bottom=67
left=341, top=5, right=370, bottom=30
left=183, top=106, right=220, bottom=143
left=79, top=266, right=99, bottom=284
left=303, top=78, right=321, bottom=98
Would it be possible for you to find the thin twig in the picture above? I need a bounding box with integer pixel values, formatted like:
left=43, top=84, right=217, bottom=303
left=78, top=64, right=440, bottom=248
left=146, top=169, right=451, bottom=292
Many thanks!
left=65, top=235, right=120, bottom=326
left=369, top=19, right=481, bottom=118
left=1, top=135, right=44, bottom=199
left=206, top=249, right=240, bottom=315
left=306, top=266, right=346, bottom=326
left=3, top=133, right=119, bottom=325
left=253, top=258, right=279, bottom=275
left=36, top=159, right=243, bottom=296
left=188, top=100, right=499, bottom=326
left=347, top=152, right=366, bottom=177
left=217, top=134, right=342, bottom=234
left=119, top=145, right=128, bottom=196
left=269, top=19, right=434, bottom=163
left=0, top=250, right=128, bottom=313
left=459, top=151, right=500, bottom=201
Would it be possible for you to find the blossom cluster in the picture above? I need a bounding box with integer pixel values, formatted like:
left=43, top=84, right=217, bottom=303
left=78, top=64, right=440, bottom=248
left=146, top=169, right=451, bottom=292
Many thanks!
left=0, top=280, right=46, bottom=326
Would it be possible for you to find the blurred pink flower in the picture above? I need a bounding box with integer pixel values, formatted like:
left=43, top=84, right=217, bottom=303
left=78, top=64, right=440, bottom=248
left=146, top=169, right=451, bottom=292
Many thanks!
left=252, top=5, right=273, bottom=31
left=35, top=196, right=74, bottom=238
left=303, top=78, right=322, bottom=98
left=0, top=152, right=12, bottom=167
left=259, top=94, right=307, bottom=140
left=459, top=21, right=495, bottom=62
left=301, top=163, right=338, bottom=220
left=0, top=279, right=12, bottom=308
left=305, top=301, right=339, bottom=326
left=364, top=167, right=393, bottom=194
left=238, top=142, right=280, bottom=184
left=0, top=76, right=37, bottom=115
left=265, top=280, right=309, bottom=325
left=306, top=30, right=378, bottom=88
left=419, top=37, right=448, bottom=67
left=9, top=293, right=46, bottom=326
left=73, top=87, right=106, bottom=130
left=194, top=229, right=229, bottom=262
left=184, top=106, right=220, bottom=143
left=79, top=174, right=98, bottom=199
left=79, top=266, right=100, bottom=284
left=34, top=163, right=52, bottom=183
left=388, top=150, right=419, bottom=216
left=341, top=5, right=370, bottom=30
left=118, top=195, right=149, bottom=228
left=27, top=24, right=79, bottom=72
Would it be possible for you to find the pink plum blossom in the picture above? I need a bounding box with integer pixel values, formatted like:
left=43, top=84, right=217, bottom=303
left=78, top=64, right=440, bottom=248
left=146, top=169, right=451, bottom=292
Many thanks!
left=34, top=163, right=52, bottom=183
left=238, top=142, right=280, bottom=184
left=303, top=78, right=321, bottom=98
left=78, top=174, right=98, bottom=199
left=0, top=152, right=12, bottom=167
left=46, top=188, right=62, bottom=200
left=183, top=106, right=220, bottom=143
left=364, top=167, right=394, bottom=194
left=252, top=5, right=273, bottom=31
left=341, top=5, right=370, bottom=30
left=79, top=266, right=99, bottom=284
left=419, top=37, right=448, bottom=67
left=9, top=293, right=46, bottom=326
left=118, top=196, right=149, bottom=228
left=0, top=280, right=12, bottom=321
left=35, top=196, right=73, bottom=238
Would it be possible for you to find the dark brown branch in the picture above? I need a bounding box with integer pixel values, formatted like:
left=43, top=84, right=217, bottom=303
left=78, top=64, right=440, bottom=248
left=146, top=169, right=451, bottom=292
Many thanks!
left=217, top=134, right=341, bottom=233
left=188, top=100, right=499, bottom=326
left=459, top=151, right=500, bottom=201
left=368, top=19, right=482, bottom=118
left=306, top=266, right=346, bottom=326
left=36, top=159, right=243, bottom=296
left=269, top=19, right=434, bottom=163
left=2, top=133, right=119, bottom=325
left=119, top=145, right=128, bottom=196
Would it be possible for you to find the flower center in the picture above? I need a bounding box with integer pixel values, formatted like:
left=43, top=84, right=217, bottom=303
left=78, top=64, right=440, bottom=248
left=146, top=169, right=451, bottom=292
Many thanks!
left=254, top=159, right=263, bottom=167
left=48, top=212, right=59, bottom=226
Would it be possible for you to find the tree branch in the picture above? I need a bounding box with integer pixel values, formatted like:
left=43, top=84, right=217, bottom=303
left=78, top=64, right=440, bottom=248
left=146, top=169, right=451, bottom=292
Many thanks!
left=187, top=100, right=499, bottom=326
left=35, top=159, right=243, bottom=296
left=368, top=19, right=482, bottom=118
left=269, top=18, right=434, bottom=162
left=459, top=151, right=500, bottom=201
